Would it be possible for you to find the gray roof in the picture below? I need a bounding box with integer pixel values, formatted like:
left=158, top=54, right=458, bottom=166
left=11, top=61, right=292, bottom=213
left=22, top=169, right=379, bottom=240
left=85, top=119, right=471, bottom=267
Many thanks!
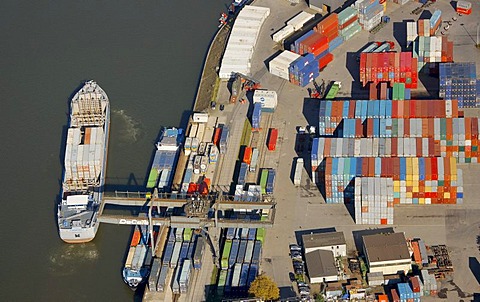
left=305, top=249, right=337, bottom=279
left=302, top=232, right=346, bottom=249
left=363, top=233, right=410, bottom=263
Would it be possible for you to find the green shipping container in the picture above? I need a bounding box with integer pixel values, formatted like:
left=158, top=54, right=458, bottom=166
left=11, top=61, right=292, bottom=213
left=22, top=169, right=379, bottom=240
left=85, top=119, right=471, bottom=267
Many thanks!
left=183, top=228, right=193, bottom=242
left=217, top=270, right=227, bottom=293
left=221, top=240, right=232, bottom=270
left=260, top=169, right=269, bottom=195
left=146, top=168, right=159, bottom=189
left=256, top=228, right=265, bottom=244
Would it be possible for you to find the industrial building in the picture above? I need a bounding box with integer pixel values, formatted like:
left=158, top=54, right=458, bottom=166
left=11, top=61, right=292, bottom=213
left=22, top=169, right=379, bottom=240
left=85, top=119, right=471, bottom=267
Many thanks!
left=307, top=0, right=345, bottom=14
left=362, top=232, right=411, bottom=275
left=302, top=231, right=347, bottom=257
left=304, top=249, right=338, bottom=283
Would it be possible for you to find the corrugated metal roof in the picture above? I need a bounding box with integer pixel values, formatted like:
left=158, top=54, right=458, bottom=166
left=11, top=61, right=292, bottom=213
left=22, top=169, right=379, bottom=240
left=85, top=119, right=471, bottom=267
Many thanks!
left=305, top=249, right=337, bottom=279
left=363, top=232, right=410, bottom=263
left=302, top=231, right=346, bottom=249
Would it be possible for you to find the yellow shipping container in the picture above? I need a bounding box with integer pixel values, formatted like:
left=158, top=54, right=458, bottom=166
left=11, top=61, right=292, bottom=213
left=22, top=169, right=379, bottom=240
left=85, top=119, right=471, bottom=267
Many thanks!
left=419, top=198, right=425, bottom=204
left=412, top=157, right=419, bottom=175
left=382, top=1, right=387, bottom=12
left=413, top=186, right=419, bottom=193
left=450, top=157, right=457, bottom=180
left=406, top=192, right=413, bottom=198
left=407, top=180, right=413, bottom=187
left=406, top=157, right=413, bottom=176
left=444, top=192, right=451, bottom=199
left=425, top=186, right=431, bottom=192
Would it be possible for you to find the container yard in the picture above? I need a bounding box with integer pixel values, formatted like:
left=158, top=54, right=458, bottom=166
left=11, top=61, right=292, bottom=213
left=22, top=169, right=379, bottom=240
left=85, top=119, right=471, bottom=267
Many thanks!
left=79, top=0, right=480, bottom=301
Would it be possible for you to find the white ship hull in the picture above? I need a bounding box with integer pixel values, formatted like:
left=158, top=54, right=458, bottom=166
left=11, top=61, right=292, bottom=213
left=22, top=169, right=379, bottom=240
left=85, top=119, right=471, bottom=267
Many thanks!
left=59, top=222, right=99, bottom=243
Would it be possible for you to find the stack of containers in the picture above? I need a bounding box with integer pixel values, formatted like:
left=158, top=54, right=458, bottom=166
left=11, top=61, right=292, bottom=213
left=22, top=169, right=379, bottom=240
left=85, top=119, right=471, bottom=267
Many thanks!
left=288, top=53, right=319, bottom=87
left=417, top=19, right=430, bottom=37
left=413, top=36, right=453, bottom=72
left=314, top=13, right=339, bottom=43
left=439, top=62, right=478, bottom=108
left=313, top=13, right=343, bottom=70
left=354, top=177, right=394, bottom=224
left=318, top=99, right=463, bottom=136
left=355, top=0, right=384, bottom=31
left=380, top=0, right=387, bottom=11
left=360, top=52, right=418, bottom=89
left=409, top=276, right=423, bottom=299
left=219, top=228, right=261, bottom=297
left=268, top=50, right=301, bottom=81
left=421, top=269, right=438, bottom=296
left=397, top=283, right=415, bottom=301
left=339, top=7, right=362, bottom=41
left=406, top=21, right=418, bottom=48
left=219, top=6, right=270, bottom=79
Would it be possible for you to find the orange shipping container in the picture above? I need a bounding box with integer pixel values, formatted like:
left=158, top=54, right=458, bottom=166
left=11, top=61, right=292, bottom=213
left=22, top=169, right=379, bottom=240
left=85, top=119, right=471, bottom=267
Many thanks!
left=243, top=146, right=253, bottom=165
left=130, top=230, right=141, bottom=246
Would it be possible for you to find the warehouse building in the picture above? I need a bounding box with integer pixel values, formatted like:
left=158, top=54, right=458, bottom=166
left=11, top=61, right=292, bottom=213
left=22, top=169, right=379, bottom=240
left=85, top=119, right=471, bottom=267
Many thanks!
left=302, top=231, right=347, bottom=257
left=362, top=232, right=411, bottom=275
left=305, top=249, right=338, bottom=283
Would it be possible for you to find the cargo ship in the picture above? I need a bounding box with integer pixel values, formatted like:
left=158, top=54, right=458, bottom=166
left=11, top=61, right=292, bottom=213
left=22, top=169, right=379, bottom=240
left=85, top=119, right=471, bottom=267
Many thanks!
left=57, top=80, right=110, bottom=243
left=123, top=215, right=155, bottom=289
left=146, top=127, right=184, bottom=192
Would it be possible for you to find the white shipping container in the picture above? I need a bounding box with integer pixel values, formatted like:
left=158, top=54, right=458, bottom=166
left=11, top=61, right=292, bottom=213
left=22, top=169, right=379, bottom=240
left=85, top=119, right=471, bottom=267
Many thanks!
left=253, top=90, right=277, bottom=109
left=272, top=24, right=295, bottom=43
left=287, top=11, right=314, bottom=31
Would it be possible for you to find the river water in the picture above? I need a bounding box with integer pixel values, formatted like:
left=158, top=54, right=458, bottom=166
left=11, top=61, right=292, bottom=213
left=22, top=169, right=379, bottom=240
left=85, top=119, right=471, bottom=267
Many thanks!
left=0, top=0, right=229, bottom=300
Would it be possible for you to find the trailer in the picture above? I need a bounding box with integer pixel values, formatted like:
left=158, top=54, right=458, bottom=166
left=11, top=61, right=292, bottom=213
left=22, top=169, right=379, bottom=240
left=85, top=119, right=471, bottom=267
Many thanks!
left=237, top=240, right=247, bottom=263
left=193, top=236, right=204, bottom=269
left=148, top=258, right=162, bottom=291
left=170, top=241, right=182, bottom=268
left=229, top=239, right=240, bottom=268
left=266, top=169, right=276, bottom=195
left=226, top=228, right=236, bottom=240
left=244, top=240, right=255, bottom=263
left=294, top=158, right=304, bottom=186
left=247, top=228, right=256, bottom=241
left=252, top=240, right=262, bottom=263
left=162, top=241, right=174, bottom=266
left=221, top=240, right=232, bottom=270
left=179, top=260, right=192, bottom=294
left=249, top=148, right=259, bottom=172
left=171, top=266, right=181, bottom=294
left=325, top=81, right=342, bottom=99
left=259, top=169, right=269, bottom=195
left=156, top=265, right=168, bottom=292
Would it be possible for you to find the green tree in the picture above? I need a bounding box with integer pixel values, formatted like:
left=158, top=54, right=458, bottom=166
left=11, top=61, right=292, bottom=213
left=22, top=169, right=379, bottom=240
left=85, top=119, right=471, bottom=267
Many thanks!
left=248, top=273, right=280, bottom=301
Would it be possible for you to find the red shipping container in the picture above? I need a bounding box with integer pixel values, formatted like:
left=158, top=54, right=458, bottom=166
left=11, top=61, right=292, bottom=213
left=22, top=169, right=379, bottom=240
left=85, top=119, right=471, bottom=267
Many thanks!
left=312, top=43, right=329, bottom=57
left=243, top=146, right=252, bottom=165
left=316, top=13, right=338, bottom=32
left=318, top=53, right=334, bottom=70
left=267, top=128, right=278, bottom=151
left=213, top=127, right=222, bottom=146
left=369, top=82, right=378, bottom=100
left=339, top=15, right=358, bottom=30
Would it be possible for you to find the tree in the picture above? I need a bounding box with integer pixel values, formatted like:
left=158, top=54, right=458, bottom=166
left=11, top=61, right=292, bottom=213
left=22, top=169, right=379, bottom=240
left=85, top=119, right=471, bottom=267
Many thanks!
left=248, top=273, right=280, bottom=301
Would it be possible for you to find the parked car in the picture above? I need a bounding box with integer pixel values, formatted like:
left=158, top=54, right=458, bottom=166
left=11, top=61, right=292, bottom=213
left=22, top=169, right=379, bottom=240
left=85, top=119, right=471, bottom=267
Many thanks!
left=289, top=272, right=296, bottom=282
left=291, top=251, right=302, bottom=260
left=290, top=244, right=301, bottom=252
left=220, top=104, right=225, bottom=111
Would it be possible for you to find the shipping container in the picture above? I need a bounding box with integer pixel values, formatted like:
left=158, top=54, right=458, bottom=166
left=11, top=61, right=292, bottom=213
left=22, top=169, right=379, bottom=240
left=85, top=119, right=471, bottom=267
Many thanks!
left=156, top=265, right=168, bottom=292
left=171, top=266, right=181, bottom=294
left=170, top=241, right=182, bottom=268
left=272, top=24, right=295, bottom=43
left=221, top=240, right=233, bottom=270
left=229, top=239, right=240, bottom=268
left=237, top=240, right=248, bottom=263
left=239, top=263, right=250, bottom=288
left=268, top=128, right=278, bottom=151
left=266, top=169, right=276, bottom=194
left=148, top=258, right=162, bottom=290
left=162, top=241, right=174, bottom=266
left=260, top=169, right=269, bottom=195
left=247, top=263, right=259, bottom=286
left=219, top=126, right=230, bottom=154
left=193, top=236, right=204, bottom=269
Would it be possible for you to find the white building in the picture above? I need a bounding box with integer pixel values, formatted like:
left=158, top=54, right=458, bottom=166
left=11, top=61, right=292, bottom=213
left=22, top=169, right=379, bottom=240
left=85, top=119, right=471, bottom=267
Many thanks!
left=305, top=249, right=338, bottom=283
left=362, top=232, right=411, bottom=275
left=302, top=231, right=347, bottom=257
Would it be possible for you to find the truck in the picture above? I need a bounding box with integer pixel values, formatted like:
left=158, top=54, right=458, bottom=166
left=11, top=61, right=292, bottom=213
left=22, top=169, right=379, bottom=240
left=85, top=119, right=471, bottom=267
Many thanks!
left=325, top=81, right=342, bottom=99
left=294, top=158, right=304, bottom=186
